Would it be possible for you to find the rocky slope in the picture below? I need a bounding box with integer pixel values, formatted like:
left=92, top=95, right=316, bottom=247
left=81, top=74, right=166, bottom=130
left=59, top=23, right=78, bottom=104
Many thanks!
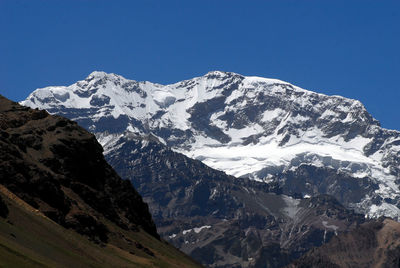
left=104, top=133, right=365, bottom=267
left=22, top=71, right=400, bottom=219
left=290, top=218, right=400, bottom=268
left=0, top=95, right=201, bottom=267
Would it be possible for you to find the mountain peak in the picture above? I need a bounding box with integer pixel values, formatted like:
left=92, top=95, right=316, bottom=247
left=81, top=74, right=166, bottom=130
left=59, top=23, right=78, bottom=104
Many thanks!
left=84, top=71, right=131, bottom=86
left=204, top=70, right=242, bottom=79
left=86, top=70, right=128, bottom=81
left=87, top=70, right=109, bottom=78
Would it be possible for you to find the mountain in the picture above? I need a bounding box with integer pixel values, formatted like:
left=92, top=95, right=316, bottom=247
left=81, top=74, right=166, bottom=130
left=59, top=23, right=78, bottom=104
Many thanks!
left=20, top=71, right=400, bottom=266
left=22, top=71, right=400, bottom=219
left=103, top=133, right=365, bottom=267
left=0, top=95, right=201, bottom=267
left=290, top=218, right=400, bottom=268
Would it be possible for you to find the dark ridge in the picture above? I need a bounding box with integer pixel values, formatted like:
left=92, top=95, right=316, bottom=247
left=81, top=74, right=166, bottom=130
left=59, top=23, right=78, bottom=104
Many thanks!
left=0, top=95, right=158, bottom=242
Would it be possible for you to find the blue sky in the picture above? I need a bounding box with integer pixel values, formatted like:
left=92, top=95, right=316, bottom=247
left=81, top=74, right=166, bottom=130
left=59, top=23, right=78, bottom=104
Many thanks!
left=1, top=0, right=399, bottom=130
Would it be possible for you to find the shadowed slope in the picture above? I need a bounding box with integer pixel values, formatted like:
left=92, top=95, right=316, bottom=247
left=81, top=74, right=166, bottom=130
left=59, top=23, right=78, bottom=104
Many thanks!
left=0, top=95, right=201, bottom=267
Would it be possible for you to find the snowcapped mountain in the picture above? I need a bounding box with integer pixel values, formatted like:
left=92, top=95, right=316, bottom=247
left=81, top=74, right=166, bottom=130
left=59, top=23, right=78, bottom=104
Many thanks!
left=21, top=70, right=400, bottom=219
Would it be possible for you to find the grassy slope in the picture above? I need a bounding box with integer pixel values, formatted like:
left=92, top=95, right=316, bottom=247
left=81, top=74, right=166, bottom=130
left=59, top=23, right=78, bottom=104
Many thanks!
left=0, top=186, right=202, bottom=268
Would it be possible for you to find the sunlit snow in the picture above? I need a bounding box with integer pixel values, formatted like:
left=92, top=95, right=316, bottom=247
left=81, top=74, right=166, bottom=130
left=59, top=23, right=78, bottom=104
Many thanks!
left=21, top=70, right=400, bottom=220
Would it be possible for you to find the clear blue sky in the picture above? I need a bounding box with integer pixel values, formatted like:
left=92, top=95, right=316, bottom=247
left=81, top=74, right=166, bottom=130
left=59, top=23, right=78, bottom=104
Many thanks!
left=1, top=0, right=399, bottom=130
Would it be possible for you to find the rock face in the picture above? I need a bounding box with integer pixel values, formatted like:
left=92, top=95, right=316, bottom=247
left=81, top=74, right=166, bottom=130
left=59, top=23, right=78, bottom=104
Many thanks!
left=104, top=133, right=365, bottom=267
left=22, top=71, right=400, bottom=219
left=290, top=218, right=400, bottom=268
left=0, top=95, right=158, bottom=242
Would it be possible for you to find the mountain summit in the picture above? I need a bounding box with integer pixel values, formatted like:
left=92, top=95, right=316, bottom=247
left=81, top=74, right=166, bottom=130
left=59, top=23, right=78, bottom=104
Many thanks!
left=22, top=71, right=400, bottom=219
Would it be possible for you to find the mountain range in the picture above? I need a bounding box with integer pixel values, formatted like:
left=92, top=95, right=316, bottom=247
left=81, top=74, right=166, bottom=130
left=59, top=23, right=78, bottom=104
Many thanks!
left=18, top=71, right=400, bottom=267
left=22, top=70, right=400, bottom=220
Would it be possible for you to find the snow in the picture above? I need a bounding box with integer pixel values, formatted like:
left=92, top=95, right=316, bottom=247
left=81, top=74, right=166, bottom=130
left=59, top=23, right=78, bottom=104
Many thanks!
left=342, top=113, right=355, bottom=123
left=169, top=234, right=177, bottom=239
left=21, top=70, right=400, bottom=220
left=368, top=203, right=400, bottom=220
left=261, top=109, right=286, bottom=122
left=152, top=90, right=176, bottom=108
left=244, top=76, right=291, bottom=88
left=182, top=229, right=192, bottom=235
left=210, top=112, right=228, bottom=129
left=96, top=133, right=125, bottom=155
left=225, top=89, right=244, bottom=104
left=88, top=71, right=108, bottom=78
left=182, top=225, right=211, bottom=235
left=321, top=110, right=338, bottom=118
left=180, top=130, right=376, bottom=179
left=194, top=225, right=212, bottom=233
left=223, top=123, right=264, bottom=143
left=322, top=221, right=339, bottom=235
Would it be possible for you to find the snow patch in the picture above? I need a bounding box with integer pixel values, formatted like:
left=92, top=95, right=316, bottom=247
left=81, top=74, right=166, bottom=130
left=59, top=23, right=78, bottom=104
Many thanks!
left=368, top=203, right=400, bottom=221
left=182, top=225, right=212, bottom=235
left=322, top=221, right=339, bottom=235
left=152, top=90, right=176, bottom=108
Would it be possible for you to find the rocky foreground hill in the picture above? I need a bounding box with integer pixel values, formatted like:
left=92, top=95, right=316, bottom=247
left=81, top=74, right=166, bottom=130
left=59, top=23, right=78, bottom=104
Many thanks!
left=0, top=95, right=200, bottom=267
